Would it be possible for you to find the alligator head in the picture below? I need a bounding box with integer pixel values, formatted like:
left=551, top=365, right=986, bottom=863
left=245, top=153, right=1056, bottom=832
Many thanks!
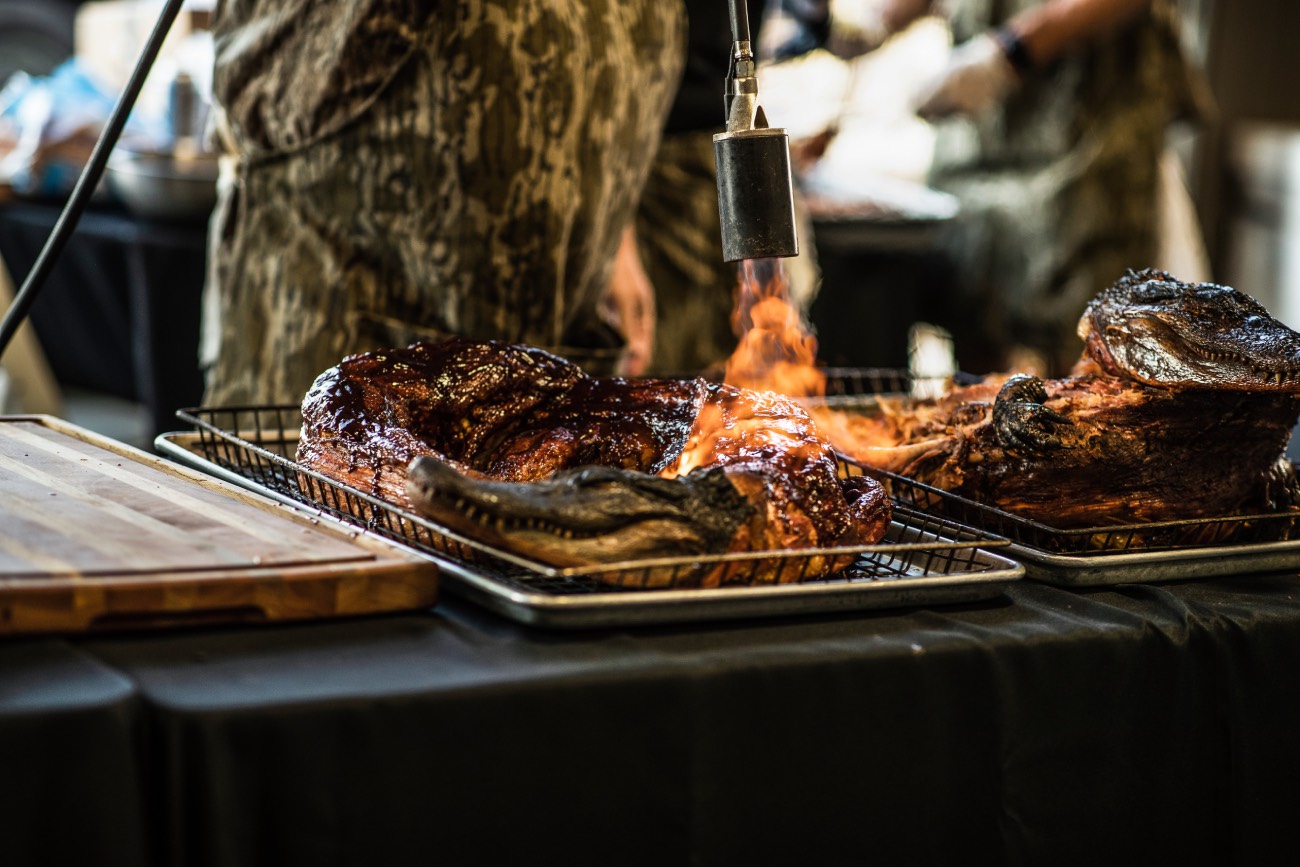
left=405, top=456, right=755, bottom=568
left=1077, top=268, right=1300, bottom=391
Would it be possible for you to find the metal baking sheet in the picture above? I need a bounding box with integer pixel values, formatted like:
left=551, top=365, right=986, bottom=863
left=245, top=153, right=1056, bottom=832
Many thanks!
left=840, top=462, right=1300, bottom=587
left=433, top=518, right=1023, bottom=629
left=156, top=430, right=1023, bottom=628
left=1003, top=538, right=1300, bottom=587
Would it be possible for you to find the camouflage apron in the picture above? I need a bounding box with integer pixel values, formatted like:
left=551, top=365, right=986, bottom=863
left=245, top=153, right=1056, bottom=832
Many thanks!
left=633, top=131, right=739, bottom=376
left=927, top=0, right=1211, bottom=375
left=201, top=0, right=686, bottom=405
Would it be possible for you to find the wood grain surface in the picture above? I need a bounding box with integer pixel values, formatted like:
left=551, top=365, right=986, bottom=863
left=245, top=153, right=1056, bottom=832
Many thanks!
left=0, top=417, right=438, bottom=634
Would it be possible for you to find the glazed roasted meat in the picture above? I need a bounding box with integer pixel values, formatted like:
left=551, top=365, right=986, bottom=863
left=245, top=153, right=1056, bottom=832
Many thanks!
left=297, top=338, right=891, bottom=586
left=296, top=340, right=702, bottom=503
left=833, top=270, right=1300, bottom=528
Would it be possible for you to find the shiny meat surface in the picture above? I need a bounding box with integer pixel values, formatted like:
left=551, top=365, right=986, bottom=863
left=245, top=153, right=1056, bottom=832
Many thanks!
left=832, top=270, right=1300, bottom=528
left=297, top=338, right=891, bottom=582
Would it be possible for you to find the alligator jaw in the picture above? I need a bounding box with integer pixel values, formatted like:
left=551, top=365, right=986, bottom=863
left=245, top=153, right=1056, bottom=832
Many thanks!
left=404, top=457, right=754, bottom=567
left=1080, top=270, right=1300, bottom=391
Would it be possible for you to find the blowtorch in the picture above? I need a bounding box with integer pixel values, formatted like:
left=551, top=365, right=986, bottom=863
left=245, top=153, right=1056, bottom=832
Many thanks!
left=714, top=0, right=800, bottom=263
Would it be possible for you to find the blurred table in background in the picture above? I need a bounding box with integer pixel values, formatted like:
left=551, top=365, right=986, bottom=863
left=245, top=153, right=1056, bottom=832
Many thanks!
left=808, top=210, right=957, bottom=370
left=0, top=198, right=207, bottom=438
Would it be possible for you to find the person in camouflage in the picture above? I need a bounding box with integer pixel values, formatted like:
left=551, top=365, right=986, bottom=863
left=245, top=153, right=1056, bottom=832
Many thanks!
left=200, top=0, right=686, bottom=405
left=877, top=0, right=1211, bottom=375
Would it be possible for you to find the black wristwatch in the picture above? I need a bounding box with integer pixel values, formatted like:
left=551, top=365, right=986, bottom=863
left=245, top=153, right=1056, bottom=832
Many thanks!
left=993, top=24, right=1035, bottom=75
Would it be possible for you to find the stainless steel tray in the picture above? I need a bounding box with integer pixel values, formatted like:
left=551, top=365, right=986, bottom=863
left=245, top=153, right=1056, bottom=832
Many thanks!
left=1002, top=538, right=1300, bottom=587
left=843, top=462, right=1300, bottom=587
left=404, top=515, right=1021, bottom=629
left=155, top=412, right=1023, bottom=628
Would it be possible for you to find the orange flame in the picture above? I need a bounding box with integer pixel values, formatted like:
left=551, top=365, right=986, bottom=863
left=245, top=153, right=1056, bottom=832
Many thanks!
left=664, top=258, right=848, bottom=477
left=724, top=259, right=825, bottom=400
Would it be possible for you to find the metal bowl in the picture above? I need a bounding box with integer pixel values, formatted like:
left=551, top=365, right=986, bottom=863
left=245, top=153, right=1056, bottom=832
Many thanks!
left=105, top=148, right=219, bottom=221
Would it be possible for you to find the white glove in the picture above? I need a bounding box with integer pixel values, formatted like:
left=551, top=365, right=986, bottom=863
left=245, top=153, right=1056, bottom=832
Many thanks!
left=913, top=32, right=1020, bottom=121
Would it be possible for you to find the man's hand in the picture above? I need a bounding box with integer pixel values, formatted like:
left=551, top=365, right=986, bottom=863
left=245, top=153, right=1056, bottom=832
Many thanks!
left=820, top=0, right=932, bottom=59
left=913, top=32, right=1019, bottom=120
left=601, top=225, right=655, bottom=376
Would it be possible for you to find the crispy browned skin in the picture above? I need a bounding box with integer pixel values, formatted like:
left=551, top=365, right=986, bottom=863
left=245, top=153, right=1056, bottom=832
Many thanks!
left=298, top=338, right=891, bottom=585
left=836, top=270, right=1300, bottom=528
left=843, top=373, right=1300, bottom=527
left=296, top=340, right=705, bottom=505
left=672, top=385, right=892, bottom=585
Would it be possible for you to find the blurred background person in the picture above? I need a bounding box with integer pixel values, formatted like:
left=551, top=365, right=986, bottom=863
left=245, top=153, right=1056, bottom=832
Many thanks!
left=870, top=0, right=1213, bottom=375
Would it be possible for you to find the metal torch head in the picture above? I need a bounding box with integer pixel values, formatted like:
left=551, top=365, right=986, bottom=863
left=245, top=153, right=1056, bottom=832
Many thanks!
left=714, top=17, right=799, bottom=264
left=713, top=126, right=799, bottom=262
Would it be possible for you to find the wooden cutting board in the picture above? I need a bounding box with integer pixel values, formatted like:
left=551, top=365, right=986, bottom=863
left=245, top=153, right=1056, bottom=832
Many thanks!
left=0, top=416, right=438, bottom=634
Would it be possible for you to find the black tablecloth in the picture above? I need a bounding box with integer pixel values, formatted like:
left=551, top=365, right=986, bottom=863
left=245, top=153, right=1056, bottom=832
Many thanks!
left=5, top=576, right=1300, bottom=867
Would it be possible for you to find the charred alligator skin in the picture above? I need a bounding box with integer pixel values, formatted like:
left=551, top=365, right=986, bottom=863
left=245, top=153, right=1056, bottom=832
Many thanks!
left=296, top=338, right=892, bottom=587
left=836, top=269, right=1300, bottom=529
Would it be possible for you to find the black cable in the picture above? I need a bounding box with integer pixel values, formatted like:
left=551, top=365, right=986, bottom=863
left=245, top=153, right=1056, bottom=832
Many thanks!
left=728, top=0, right=751, bottom=44
left=0, top=0, right=188, bottom=359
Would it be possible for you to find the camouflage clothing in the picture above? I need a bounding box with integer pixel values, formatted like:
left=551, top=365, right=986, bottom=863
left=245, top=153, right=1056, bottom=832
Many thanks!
left=634, top=131, right=739, bottom=376
left=202, top=0, right=686, bottom=405
left=927, top=0, right=1211, bottom=374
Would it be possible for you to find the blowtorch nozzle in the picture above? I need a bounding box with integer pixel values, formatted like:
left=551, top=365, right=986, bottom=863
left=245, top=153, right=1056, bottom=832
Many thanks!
left=714, top=5, right=799, bottom=263
left=714, top=126, right=799, bottom=262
